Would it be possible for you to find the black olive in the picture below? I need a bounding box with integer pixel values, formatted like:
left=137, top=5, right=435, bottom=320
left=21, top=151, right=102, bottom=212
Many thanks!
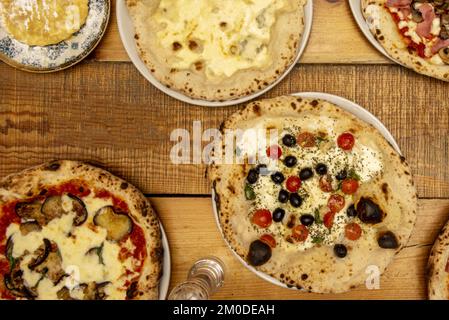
left=299, top=168, right=313, bottom=181
left=377, top=231, right=399, bottom=249
left=346, top=204, right=357, bottom=218
left=247, top=169, right=259, bottom=184
left=315, top=163, right=328, bottom=175
left=283, top=156, right=297, bottom=168
left=334, top=244, right=347, bottom=258
left=271, top=172, right=285, bottom=184
left=357, top=197, right=384, bottom=224
left=300, top=214, right=315, bottom=226
left=247, top=240, right=272, bottom=266
left=278, top=189, right=289, bottom=203
left=273, top=208, right=285, bottom=222
left=282, top=134, right=296, bottom=147
left=289, top=193, right=303, bottom=208
left=336, top=170, right=347, bottom=180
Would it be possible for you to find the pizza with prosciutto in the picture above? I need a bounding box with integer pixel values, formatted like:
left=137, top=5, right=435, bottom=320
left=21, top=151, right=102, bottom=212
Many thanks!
left=362, top=0, right=449, bottom=81
left=0, top=160, right=163, bottom=300
left=208, top=96, right=417, bottom=293
left=428, top=218, right=449, bottom=299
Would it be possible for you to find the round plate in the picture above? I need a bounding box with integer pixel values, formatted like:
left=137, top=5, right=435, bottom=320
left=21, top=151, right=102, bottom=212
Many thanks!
left=349, top=0, right=405, bottom=67
left=211, top=92, right=401, bottom=290
left=117, top=0, right=313, bottom=107
left=159, top=222, right=171, bottom=300
left=0, top=0, right=111, bottom=73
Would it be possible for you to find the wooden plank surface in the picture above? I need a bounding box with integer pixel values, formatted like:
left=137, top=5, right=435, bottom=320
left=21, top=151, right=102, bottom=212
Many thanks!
left=93, top=0, right=390, bottom=64
left=1, top=62, right=448, bottom=198
left=156, top=197, right=449, bottom=300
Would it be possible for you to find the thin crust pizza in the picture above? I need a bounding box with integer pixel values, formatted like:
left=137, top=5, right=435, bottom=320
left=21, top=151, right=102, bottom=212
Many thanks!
left=126, top=0, right=306, bottom=101
left=208, top=96, right=417, bottom=293
left=362, top=0, right=449, bottom=81
left=428, top=218, right=449, bottom=300
left=0, top=160, right=163, bottom=300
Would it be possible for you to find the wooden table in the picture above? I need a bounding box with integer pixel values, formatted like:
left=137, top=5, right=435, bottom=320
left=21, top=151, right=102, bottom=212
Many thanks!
left=1, top=0, right=448, bottom=300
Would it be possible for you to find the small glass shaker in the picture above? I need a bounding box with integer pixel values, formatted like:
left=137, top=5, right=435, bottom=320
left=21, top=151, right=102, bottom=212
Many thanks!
left=168, top=256, right=225, bottom=300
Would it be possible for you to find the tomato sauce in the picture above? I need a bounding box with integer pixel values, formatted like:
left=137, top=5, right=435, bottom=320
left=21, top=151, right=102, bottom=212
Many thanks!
left=389, top=10, right=427, bottom=58
left=95, top=189, right=129, bottom=212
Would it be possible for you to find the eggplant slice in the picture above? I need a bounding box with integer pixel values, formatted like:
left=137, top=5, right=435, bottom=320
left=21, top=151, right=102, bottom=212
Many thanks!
left=56, top=286, right=75, bottom=300
left=19, top=221, right=42, bottom=236
left=28, top=239, right=51, bottom=270
left=93, top=206, right=133, bottom=242
left=68, top=194, right=88, bottom=226
left=41, top=196, right=65, bottom=222
left=15, top=201, right=46, bottom=225
left=31, top=240, right=66, bottom=285
left=82, top=282, right=110, bottom=300
left=4, top=259, right=37, bottom=299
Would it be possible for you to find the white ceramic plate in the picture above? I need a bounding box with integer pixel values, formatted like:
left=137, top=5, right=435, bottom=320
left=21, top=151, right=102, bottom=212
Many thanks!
left=117, top=0, right=313, bottom=107
left=349, top=0, right=405, bottom=66
left=211, top=92, right=401, bottom=290
left=159, top=223, right=171, bottom=300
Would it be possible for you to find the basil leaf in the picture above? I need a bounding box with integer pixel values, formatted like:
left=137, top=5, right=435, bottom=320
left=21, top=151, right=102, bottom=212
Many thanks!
left=244, top=184, right=256, bottom=200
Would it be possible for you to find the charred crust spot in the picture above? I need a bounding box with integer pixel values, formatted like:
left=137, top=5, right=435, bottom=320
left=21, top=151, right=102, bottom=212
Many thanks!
left=188, top=40, right=198, bottom=51
left=400, top=156, right=406, bottom=163
left=310, top=100, right=319, bottom=107
left=194, top=61, right=203, bottom=71
left=381, top=183, right=388, bottom=198
left=45, top=161, right=61, bottom=171
left=120, top=182, right=129, bottom=190
left=172, top=42, right=182, bottom=51
left=253, top=104, right=261, bottom=116
left=301, top=273, right=308, bottom=280
left=134, top=34, right=139, bottom=40
left=151, top=247, right=163, bottom=263
left=227, top=185, right=235, bottom=194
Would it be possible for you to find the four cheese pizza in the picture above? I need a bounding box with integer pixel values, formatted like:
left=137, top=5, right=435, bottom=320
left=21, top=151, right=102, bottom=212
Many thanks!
left=428, top=219, right=449, bottom=300
left=0, top=160, right=163, bottom=300
left=208, top=96, right=417, bottom=293
left=126, top=0, right=307, bottom=101
left=0, top=0, right=89, bottom=46
left=362, top=0, right=449, bottom=80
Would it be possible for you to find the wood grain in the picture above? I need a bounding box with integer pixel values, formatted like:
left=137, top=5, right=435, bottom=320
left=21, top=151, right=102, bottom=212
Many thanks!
left=1, top=62, right=448, bottom=198
left=155, top=197, right=449, bottom=300
left=93, top=0, right=390, bottom=64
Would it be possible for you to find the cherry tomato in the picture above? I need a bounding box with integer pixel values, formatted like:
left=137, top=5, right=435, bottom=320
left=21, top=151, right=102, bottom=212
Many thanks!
left=292, top=225, right=309, bottom=242
left=297, top=132, right=316, bottom=148
left=266, top=145, right=282, bottom=160
left=337, top=132, right=355, bottom=151
left=252, top=209, right=272, bottom=228
left=323, top=211, right=335, bottom=229
left=319, top=175, right=334, bottom=192
left=260, top=234, right=276, bottom=248
left=345, top=223, right=362, bottom=241
left=341, top=178, right=359, bottom=195
left=328, top=194, right=345, bottom=213
left=286, top=176, right=301, bottom=193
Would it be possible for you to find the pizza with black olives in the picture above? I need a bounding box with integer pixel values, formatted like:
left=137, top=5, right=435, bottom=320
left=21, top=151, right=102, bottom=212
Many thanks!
left=208, top=96, right=417, bottom=293
left=428, top=218, right=449, bottom=299
left=0, top=160, right=163, bottom=300
left=362, top=0, right=449, bottom=81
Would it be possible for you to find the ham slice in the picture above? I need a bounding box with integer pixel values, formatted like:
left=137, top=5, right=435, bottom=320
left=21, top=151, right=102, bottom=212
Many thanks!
left=432, top=38, right=449, bottom=54
left=386, top=0, right=412, bottom=8
left=416, top=4, right=435, bottom=39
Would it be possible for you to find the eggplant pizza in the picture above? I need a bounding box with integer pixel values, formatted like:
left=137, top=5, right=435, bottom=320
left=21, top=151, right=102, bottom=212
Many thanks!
left=0, top=160, right=162, bottom=300
left=209, top=96, right=417, bottom=293
left=362, top=0, right=449, bottom=80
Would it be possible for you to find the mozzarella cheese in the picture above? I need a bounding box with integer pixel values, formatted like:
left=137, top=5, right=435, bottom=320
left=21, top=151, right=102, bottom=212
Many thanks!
left=152, top=0, right=288, bottom=78
left=5, top=193, right=139, bottom=300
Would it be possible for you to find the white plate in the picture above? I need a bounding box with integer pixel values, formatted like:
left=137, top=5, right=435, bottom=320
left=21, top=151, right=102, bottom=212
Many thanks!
left=349, top=0, right=405, bottom=66
left=211, top=92, right=401, bottom=290
left=159, top=223, right=171, bottom=300
left=117, top=0, right=313, bottom=107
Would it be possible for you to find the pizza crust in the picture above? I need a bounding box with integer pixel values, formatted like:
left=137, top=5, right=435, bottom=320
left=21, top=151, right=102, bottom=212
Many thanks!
left=428, top=219, right=449, bottom=300
left=208, top=96, right=417, bottom=293
left=0, top=160, right=163, bottom=300
left=126, top=0, right=306, bottom=101
left=362, top=0, right=449, bottom=81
